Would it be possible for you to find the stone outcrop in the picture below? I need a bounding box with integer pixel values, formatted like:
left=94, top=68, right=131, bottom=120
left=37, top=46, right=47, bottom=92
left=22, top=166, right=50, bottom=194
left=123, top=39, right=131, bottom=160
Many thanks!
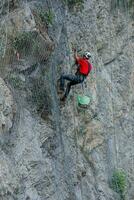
left=0, top=77, right=15, bottom=134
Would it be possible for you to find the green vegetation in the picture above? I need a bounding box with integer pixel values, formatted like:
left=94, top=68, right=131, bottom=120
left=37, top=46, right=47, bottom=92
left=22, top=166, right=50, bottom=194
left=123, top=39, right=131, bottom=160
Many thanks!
left=31, top=81, right=44, bottom=111
left=42, top=10, right=54, bottom=25
left=0, top=38, right=4, bottom=57
left=111, top=0, right=134, bottom=10
left=0, top=28, right=6, bottom=58
left=12, top=31, right=41, bottom=56
left=12, top=28, right=53, bottom=61
left=63, top=0, right=84, bottom=8
left=12, top=32, right=36, bottom=53
left=30, top=77, right=50, bottom=112
left=8, top=74, right=25, bottom=89
left=36, top=8, right=54, bottom=26
left=111, top=169, right=127, bottom=200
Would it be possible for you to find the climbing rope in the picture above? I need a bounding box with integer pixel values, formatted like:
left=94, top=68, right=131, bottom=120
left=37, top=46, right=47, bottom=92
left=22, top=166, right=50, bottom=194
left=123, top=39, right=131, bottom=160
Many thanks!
left=62, top=3, right=87, bottom=199
left=63, top=1, right=100, bottom=198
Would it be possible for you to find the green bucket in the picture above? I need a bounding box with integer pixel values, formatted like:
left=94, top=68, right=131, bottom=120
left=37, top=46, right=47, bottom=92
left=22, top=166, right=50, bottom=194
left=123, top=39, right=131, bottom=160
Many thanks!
left=77, top=95, right=90, bottom=106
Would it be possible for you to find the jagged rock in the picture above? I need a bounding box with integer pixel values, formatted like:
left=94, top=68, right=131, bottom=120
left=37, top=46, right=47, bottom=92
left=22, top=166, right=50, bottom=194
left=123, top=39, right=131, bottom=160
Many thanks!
left=0, top=150, right=20, bottom=199
left=78, top=121, right=104, bottom=153
left=0, top=78, right=15, bottom=134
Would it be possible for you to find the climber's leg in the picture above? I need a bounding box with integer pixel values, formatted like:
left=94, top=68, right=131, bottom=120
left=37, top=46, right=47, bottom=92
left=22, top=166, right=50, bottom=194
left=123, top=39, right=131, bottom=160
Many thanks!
left=59, top=74, right=79, bottom=91
left=60, top=74, right=85, bottom=101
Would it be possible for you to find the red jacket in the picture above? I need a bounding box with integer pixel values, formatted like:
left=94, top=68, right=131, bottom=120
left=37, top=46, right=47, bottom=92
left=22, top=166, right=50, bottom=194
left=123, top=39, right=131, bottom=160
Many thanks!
left=76, top=57, right=92, bottom=76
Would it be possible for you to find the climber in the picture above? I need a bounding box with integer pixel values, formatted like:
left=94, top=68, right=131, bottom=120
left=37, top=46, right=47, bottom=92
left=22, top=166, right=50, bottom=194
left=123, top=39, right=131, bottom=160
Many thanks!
left=59, top=48, right=93, bottom=102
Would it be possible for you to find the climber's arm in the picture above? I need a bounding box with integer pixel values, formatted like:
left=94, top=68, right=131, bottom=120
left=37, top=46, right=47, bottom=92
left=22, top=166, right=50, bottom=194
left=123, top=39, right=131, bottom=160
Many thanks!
left=73, top=48, right=80, bottom=63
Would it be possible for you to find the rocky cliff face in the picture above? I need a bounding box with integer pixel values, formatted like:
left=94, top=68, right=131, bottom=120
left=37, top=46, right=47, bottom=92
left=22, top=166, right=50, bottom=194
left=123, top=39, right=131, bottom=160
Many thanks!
left=0, top=0, right=134, bottom=200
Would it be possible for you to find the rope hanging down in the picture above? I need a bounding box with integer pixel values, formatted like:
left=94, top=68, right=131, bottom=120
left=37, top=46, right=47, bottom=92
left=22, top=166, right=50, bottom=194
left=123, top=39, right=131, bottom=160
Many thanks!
left=64, top=4, right=86, bottom=199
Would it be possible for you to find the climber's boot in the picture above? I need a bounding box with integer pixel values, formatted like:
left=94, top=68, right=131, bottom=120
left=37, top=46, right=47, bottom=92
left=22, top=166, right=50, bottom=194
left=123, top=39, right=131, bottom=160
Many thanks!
left=60, top=95, right=66, bottom=106
left=60, top=95, right=66, bottom=102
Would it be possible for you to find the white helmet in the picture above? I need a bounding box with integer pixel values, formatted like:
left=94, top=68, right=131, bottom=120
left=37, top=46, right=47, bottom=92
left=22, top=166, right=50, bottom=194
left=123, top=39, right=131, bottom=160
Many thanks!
left=84, top=52, right=91, bottom=59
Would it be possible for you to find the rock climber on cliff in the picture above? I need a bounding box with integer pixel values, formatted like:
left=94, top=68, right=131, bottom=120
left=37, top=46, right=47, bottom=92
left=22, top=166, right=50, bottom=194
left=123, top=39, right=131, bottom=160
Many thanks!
left=59, top=48, right=93, bottom=102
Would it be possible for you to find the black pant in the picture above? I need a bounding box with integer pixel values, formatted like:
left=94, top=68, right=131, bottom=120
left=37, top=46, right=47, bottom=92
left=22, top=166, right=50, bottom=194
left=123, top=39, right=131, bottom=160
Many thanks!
left=60, top=74, right=85, bottom=98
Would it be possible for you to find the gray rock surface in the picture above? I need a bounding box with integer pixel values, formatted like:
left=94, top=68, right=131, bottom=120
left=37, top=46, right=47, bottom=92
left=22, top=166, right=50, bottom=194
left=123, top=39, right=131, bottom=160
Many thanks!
left=0, top=77, right=15, bottom=135
left=0, top=0, right=134, bottom=199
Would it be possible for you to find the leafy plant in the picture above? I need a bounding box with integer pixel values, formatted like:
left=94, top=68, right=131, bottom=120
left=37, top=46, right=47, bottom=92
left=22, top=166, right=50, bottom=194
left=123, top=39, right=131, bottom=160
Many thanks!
left=12, top=32, right=34, bottom=52
left=30, top=77, right=51, bottom=113
left=111, top=169, right=127, bottom=200
left=111, top=0, right=134, bottom=10
left=0, top=27, right=6, bottom=58
left=63, top=0, right=84, bottom=7
left=12, top=31, right=41, bottom=56
left=8, top=74, right=25, bottom=89
left=0, top=38, right=4, bottom=57
left=44, top=10, right=54, bottom=25
left=36, top=8, right=54, bottom=26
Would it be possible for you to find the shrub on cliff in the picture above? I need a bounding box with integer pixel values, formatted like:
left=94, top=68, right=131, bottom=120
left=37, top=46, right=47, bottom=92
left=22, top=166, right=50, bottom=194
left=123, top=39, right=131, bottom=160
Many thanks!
left=63, top=0, right=84, bottom=7
left=12, top=32, right=36, bottom=53
left=111, top=169, right=127, bottom=200
left=37, top=9, right=54, bottom=26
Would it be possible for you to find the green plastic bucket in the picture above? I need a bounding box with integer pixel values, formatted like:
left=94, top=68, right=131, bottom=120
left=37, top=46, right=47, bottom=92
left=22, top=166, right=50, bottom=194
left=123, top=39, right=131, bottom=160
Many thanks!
left=77, top=95, right=90, bottom=106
